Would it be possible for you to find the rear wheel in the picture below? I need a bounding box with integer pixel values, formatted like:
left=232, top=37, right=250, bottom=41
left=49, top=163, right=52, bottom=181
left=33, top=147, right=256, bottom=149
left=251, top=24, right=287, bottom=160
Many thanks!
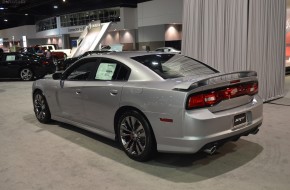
left=20, top=68, right=34, bottom=81
left=33, top=91, right=51, bottom=123
left=117, top=110, right=156, bottom=162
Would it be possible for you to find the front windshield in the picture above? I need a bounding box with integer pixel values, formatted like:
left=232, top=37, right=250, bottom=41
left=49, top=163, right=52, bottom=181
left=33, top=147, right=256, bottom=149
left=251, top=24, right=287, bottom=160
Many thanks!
left=131, top=54, right=218, bottom=79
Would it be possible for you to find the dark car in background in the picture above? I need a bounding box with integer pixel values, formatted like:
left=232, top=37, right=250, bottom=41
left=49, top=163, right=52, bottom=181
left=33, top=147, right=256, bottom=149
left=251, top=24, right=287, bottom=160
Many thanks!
left=56, top=50, right=110, bottom=70
left=0, top=52, right=56, bottom=81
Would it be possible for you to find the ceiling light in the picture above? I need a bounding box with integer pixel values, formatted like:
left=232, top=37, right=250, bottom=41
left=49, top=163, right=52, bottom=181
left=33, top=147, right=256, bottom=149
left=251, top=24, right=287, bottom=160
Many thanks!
left=53, top=5, right=58, bottom=9
left=0, top=7, right=4, bottom=10
left=4, top=19, right=8, bottom=22
left=25, top=13, right=28, bottom=16
left=63, top=0, right=66, bottom=2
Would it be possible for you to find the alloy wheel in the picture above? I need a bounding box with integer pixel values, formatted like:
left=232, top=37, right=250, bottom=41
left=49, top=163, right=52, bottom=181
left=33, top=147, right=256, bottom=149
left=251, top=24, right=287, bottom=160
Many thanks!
left=20, top=68, right=33, bottom=80
left=34, top=93, right=47, bottom=120
left=120, top=116, right=147, bottom=156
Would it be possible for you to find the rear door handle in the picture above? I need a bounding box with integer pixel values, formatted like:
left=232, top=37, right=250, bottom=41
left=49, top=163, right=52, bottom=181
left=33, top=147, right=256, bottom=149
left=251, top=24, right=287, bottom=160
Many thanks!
left=76, top=89, right=81, bottom=95
left=110, top=89, right=118, bottom=96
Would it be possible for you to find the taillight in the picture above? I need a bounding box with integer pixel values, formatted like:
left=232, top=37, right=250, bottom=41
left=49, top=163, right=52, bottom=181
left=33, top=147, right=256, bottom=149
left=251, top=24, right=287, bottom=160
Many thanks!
left=188, top=94, right=207, bottom=108
left=43, top=61, right=49, bottom=65
left=246, top=82, right=258, bottom=95
left=187, top=82, right=258, bottom=109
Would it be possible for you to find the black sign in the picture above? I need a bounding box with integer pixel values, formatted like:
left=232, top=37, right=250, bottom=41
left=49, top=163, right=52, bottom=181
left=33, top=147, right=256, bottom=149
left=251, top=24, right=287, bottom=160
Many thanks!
left=234, top=113, right=246, bottom=126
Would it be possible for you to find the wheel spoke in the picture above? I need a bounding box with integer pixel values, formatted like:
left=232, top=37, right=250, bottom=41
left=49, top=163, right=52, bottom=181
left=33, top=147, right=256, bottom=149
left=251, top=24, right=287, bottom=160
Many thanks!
left=135, top=123, right=143, bottom=133
left=136, top=140, right=145, bottom=153
left=120, top=124, right=132, bottom=133
left=125, top=117, right=133, bottom=130
left=130, top=116, right=137, bottom=130
left=121, top=133, right=131, bottom=137
left=138, top=129, right=146, bottom=138
left=123, top=139, right=132, bottom=149
left=37, top=111, right=43, bottom=119
left=126, top=141, right=135, bottom=154
left=128, top=141, right=136, bottom=154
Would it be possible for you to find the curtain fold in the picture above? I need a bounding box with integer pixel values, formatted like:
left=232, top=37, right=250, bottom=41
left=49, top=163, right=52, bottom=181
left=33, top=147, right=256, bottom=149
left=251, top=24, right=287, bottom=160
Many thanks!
left=182, top=0, right=286, bottom=101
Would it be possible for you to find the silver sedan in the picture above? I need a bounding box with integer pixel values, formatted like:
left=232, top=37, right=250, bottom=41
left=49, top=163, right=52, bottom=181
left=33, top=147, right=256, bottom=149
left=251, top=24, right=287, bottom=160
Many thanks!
left=32, top=52, right=263, bottom=161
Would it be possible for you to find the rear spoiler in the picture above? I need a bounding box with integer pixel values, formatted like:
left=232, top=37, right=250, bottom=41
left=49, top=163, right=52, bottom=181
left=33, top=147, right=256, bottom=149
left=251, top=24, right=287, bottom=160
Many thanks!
left=173, top=71, right=257, bottom=90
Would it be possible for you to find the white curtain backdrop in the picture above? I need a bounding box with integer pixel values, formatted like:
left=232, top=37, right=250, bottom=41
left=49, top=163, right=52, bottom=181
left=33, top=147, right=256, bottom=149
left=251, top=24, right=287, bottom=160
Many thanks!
left=182, top=0, right=286, bottom=101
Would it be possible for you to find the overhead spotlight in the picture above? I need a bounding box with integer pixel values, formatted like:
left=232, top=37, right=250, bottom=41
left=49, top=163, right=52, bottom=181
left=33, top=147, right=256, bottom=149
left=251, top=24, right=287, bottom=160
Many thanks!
left=4, top=19, right=8, bottom=22
left=0, top=7, right=4, bottom=10
left=63, top=0, right=66, bottom=2
left=53, top=5, right=58, bottom=9
left=25, top=13, right=28, bottom=16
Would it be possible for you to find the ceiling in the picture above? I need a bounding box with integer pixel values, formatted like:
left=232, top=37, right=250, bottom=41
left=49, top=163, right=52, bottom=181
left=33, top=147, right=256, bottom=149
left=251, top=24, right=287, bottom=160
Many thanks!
left=0, top=0, right=151, bottom=30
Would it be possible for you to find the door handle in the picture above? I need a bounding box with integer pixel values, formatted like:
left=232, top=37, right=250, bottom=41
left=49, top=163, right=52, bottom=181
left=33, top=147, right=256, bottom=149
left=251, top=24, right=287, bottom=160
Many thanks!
left=76, top=89, right=81, bottom=95
left=110, top=89, right=118, bottom=96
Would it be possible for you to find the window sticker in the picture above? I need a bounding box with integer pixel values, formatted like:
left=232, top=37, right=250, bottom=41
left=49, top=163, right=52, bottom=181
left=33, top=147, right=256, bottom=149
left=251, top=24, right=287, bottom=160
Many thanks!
left=6, top=55, right=16, bottom=61
left=95, top=63, right=117, bottom=80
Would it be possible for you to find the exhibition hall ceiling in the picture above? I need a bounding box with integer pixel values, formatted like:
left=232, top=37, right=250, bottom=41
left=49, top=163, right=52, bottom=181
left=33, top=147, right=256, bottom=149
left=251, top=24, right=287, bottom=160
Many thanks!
left=0, top=0, right=151, bottom=30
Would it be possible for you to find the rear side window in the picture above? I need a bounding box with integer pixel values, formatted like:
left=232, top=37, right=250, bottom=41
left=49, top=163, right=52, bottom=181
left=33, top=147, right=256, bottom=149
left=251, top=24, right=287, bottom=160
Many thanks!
left=96, top=58, right=130, bottom=81
left=95, top=63, right=117, bottom=80
left=131, top=54, right=218, bottom=79
left=6, top=55, right=16, bottom=61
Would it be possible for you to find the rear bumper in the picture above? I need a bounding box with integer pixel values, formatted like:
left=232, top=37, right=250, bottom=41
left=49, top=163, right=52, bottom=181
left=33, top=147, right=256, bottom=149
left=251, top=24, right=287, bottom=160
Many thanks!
left=156, top=95, right=263, bottom=153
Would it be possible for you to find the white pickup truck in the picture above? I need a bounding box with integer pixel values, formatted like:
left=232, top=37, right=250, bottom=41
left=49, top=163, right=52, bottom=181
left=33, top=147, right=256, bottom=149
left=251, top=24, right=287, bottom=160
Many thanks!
left=40, top=44, right=71, bottom=58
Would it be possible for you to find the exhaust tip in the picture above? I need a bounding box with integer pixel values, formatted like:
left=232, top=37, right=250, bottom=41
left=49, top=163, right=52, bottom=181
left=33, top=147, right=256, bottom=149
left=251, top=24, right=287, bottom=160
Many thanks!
left=250, top=128, right=259, bottom=135
left=203, top=145, right=217, bottom=155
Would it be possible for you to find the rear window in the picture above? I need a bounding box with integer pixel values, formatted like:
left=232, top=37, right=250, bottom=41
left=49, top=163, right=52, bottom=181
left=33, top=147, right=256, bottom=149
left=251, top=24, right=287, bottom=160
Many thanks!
left=131, top=54, right=218, bottom=79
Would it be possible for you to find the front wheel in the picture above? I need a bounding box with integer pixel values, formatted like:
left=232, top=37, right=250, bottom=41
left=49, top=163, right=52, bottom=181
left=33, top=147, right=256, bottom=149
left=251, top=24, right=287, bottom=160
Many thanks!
left=20, top=68, right=34, bottom=81
left=33, top=91, right=51, bottom=123
left=117, top=110, right=156, bottom=162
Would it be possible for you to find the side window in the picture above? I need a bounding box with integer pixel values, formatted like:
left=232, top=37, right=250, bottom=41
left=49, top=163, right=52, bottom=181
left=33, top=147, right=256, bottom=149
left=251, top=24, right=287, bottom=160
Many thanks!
left=66, top=60, right=99, bottom=81
left=6, top=55, right=16, bottom=61
left=95, top=62, right=117, bottom=80
left=95, top=58, right=130, bottom=81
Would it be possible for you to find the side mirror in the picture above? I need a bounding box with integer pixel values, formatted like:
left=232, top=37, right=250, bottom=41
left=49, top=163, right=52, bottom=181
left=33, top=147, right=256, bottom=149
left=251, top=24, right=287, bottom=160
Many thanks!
left=52, top=72, right=63, bottom=80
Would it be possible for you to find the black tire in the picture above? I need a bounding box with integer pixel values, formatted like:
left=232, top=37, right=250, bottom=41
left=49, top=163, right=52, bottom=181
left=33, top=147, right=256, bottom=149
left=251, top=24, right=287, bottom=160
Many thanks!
left=20, top=68, right=34, bottom=81
left=33, top=91, right=51, bottom=123
left=117, top=110, right=156, bottom=162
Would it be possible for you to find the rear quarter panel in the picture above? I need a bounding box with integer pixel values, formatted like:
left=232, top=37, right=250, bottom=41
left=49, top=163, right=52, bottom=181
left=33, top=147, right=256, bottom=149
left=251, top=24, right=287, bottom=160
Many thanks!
left=120, top=82, right=187, bottom=141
